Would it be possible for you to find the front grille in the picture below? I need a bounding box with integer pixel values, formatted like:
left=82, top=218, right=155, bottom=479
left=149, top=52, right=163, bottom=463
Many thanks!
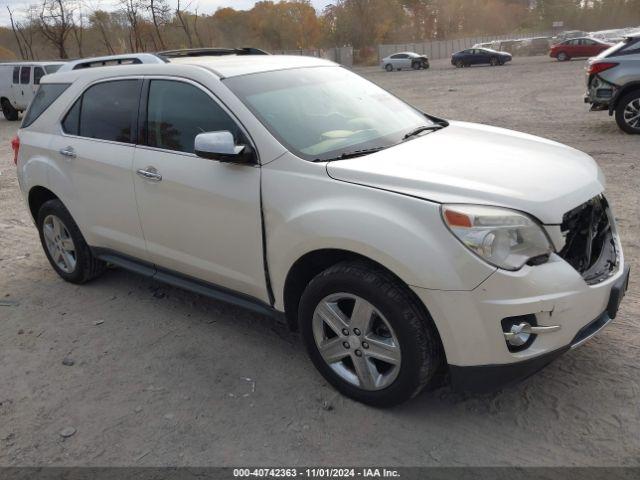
left=558, top=195, right=618, bottom=285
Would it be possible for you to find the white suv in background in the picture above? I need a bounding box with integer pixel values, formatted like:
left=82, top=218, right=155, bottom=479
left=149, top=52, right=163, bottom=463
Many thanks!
left=13, top=55, right=629, bottom=406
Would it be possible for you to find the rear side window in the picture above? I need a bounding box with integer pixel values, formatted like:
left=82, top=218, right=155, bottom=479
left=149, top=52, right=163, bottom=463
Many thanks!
left=45, top=64, right=62, bottom=74
left=34, top=67, right=45, bottom=85
left=63, top=80, right=140, bottom=143
left=22, top=83, right=70, bottom=128
left=12, top=67, right=19, bottom=84
left=20, top=66, right=31, bottom=85
left=145, top=80, right=240, bottom=153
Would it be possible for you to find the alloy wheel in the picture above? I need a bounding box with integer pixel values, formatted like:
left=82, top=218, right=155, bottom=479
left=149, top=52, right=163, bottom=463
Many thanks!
left=623, top=98, right=640, bottom=130
left=43, top=214, right=77, bottom=273
left=312, top=293, right=401, bottom=391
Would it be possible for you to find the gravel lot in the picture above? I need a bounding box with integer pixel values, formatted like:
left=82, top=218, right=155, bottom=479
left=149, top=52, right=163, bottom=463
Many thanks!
left=0, top=56, right=638, bottom=467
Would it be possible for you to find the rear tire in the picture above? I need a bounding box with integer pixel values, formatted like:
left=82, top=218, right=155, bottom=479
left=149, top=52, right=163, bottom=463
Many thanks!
left=1, top=99, right=19, bottom=121
left=298, top=261, right=443, bottom=407
left=37, top=199, right=106, bottom=284
left=615, top=90, right=640, bottom=134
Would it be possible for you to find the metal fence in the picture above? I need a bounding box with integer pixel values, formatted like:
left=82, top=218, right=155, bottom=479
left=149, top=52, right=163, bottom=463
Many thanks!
left=271, top=47, right=353, bottom=67
left=378, top=31, right=552, bottom=62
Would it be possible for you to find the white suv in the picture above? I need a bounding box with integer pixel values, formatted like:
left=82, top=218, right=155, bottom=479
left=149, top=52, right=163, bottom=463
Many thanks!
left=13, top=55, right=629, bottom=406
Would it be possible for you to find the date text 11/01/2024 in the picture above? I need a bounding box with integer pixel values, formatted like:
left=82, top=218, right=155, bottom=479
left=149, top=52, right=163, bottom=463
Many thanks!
left=232, top=468, right=400, bottom=478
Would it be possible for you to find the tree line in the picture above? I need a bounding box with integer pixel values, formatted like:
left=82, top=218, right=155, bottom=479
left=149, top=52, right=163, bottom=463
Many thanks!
left=0, top=0, right=639, bottom=62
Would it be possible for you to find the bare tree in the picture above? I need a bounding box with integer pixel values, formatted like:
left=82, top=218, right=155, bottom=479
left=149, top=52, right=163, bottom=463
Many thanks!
left=71, top=4, right=86, bottom=58
left=38, top=0, right=75, bottom=59
left=175, top=0, right=194, bottom=48
left=146, top=0, right=170, bottom=50
left=7, top=6, right=26, bottom=60
left=119, top=0, right=144, bottom=52
left=89, top=10, right=116, bottom=55
left=193, top=7, right=205, bottom=47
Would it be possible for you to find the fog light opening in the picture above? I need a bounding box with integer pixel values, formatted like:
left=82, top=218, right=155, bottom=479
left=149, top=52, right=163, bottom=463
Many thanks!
left=501, top=314, right=537, bottom=352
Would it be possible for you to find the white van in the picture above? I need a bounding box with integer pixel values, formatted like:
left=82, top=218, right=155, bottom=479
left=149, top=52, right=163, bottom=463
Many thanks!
left=0, top=62, right=65, bottom=121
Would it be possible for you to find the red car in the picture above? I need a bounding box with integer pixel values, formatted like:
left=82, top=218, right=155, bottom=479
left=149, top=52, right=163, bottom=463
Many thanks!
left=550, top=37, right=612, bottom=61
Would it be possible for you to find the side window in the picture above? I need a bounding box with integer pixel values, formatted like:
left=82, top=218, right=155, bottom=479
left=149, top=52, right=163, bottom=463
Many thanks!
left=74, top=80, right=140, bottom=143
left=12, top=67, right=20, bottom=84
left=145, top=80, right=240, bottom=154
left=20, top=66, right=31, bottom=85
left=34, top=67, right=45, bottom=85
left=62, top=98, right=81, bottom=135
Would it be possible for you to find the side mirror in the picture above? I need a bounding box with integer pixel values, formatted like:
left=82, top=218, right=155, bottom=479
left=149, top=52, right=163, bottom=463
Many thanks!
left=194, top=131, right=253, bottom=163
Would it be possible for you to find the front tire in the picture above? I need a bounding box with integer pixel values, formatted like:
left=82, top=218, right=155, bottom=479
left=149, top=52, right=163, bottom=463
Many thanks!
left=615, top=90, right=640, bottom=134
left=557, top=52, right=569, bottom=62
left=385, top=64, right=393, bottom=72
left=1, top=98, right=19, bottom=121
left=490, top=57, right=499, bottom=66
left=37, top=199, right=106, bottom=283
left=299, top=261, right=443, bottom=407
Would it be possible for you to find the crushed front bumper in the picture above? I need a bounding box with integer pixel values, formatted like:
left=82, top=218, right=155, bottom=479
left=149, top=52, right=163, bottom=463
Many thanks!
left=412, top=249, right=629, bottom=392
left=448, top=265, right=629, bottom=393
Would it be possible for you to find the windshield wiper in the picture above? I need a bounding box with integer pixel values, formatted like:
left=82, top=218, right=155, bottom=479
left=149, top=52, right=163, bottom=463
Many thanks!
left=315, top=146, right=389, bottom=162
left=403, top=124, right=444, bottom=140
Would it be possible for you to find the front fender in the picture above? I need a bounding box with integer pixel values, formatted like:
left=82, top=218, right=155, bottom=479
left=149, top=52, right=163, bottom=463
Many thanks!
left=262, top=154, right=496, bottom=311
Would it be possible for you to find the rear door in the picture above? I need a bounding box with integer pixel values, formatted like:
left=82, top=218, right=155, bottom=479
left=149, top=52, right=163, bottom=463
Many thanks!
left=49, top=78, right=149, bottom=260
left=132, top=78, right=267, bottom=301
left=11, top=66, right=32, bottom=110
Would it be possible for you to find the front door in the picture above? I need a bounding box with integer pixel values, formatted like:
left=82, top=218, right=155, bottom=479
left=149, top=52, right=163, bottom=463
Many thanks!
left=132, top=78, right=267, bottom=302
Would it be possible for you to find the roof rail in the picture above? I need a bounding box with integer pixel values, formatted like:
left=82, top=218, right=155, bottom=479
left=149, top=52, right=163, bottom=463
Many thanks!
left=158, top=47, right=270, bottom=58
left=58, top=53, right=166, bottom=72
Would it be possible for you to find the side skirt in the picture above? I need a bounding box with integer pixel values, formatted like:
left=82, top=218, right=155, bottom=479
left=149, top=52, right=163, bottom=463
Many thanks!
left=92, top=248, right=286, bottom=323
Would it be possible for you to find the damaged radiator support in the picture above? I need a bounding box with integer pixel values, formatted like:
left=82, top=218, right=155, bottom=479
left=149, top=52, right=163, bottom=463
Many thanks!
left=558, top=195, right=618, bottom=285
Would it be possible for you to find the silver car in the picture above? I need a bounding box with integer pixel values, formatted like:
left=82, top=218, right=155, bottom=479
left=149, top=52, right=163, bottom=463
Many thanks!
left=585, top=34, right=640, bottom=133
left=381, top=52, right=429, bottom=72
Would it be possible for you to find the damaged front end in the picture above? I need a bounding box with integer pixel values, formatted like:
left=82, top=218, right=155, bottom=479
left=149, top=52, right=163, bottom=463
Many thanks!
left=558, top=195, right=619, bottom=285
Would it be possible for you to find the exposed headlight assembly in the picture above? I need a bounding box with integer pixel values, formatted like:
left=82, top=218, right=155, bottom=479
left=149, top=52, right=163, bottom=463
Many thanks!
left=442, top=204, right=554, bottom=271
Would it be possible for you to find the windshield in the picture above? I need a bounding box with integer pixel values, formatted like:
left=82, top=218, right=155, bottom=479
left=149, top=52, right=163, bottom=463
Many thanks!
left=224, top=66, right=435, bottom=161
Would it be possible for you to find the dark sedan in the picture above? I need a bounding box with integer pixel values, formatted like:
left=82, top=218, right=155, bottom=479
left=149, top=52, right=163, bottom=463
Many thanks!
left=451, top=48, right=512, bottom=67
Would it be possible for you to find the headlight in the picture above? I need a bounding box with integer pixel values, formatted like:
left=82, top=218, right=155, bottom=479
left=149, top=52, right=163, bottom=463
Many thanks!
left=441, top=204, right=553, bottom=271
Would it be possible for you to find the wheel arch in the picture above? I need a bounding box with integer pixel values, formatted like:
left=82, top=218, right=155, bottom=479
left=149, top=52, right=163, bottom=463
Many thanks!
left=609, top=82, right=640, bottom=115
left=28, top=185, right=60, bottom=221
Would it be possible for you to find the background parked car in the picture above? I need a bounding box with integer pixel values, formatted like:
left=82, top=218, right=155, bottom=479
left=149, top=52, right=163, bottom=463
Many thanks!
left=451, top=48, right=512, bottom=67
left=381, top=52, right=429, bottom=71
left=0, top=61, right=65, bottom=120
left=550, top=37, right=612, bottom=61
left=585, top=34, right=640, bottom=133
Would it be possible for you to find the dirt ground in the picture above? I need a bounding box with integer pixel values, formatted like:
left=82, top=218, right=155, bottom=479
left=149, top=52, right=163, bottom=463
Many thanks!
left=0, top=56, right=638, bottom=467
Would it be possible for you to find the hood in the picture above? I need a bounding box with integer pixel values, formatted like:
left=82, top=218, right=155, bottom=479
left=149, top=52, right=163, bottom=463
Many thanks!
left=326, top=121, right=604, bottom=224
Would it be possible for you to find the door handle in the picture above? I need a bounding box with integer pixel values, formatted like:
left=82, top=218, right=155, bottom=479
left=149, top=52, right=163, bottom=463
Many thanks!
left=136, top=167, right=162, bottom=182
left=59, top=147, right=76, bottom=158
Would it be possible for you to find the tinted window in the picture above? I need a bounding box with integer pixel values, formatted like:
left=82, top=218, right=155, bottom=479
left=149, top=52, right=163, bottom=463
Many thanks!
left=62, top=98, right=81, bottom=135
left=45, top=64, right=62, bottom=74
left=79, top=80, right=139, bottom=143
left=20, top=66, right=31, bottom=84
left=146, top=80, right=240, bottom=153
left=12, top=67, right=19, bottom=84
left=22, top=83, right=70, bottom=128
left=34, top=67, right=45, bottom=85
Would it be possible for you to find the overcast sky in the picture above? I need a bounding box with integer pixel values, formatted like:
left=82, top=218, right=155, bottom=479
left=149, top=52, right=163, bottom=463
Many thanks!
left=1, top=0, right=335, bottom=25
